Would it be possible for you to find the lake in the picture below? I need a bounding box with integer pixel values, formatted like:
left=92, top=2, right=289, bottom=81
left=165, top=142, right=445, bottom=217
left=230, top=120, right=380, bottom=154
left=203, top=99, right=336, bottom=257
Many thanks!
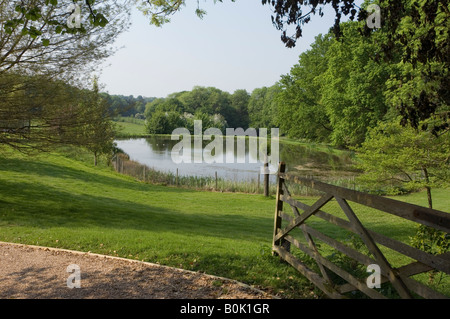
left=115, top=136, right=358, bottom=183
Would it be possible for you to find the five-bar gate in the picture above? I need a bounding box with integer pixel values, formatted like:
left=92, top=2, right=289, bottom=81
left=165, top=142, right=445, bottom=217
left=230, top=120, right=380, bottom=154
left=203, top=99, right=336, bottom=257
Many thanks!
left=272, top=162, right=450, bottom=299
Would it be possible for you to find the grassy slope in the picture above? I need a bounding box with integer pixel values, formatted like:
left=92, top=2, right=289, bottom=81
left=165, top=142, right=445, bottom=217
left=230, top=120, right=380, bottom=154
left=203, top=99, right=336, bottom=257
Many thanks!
left=0, top=147, right=448, bottom=298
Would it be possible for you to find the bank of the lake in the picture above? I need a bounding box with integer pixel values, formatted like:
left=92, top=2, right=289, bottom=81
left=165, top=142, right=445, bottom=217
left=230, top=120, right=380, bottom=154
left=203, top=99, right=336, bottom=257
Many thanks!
left=113, top=134, right=359, bottom=195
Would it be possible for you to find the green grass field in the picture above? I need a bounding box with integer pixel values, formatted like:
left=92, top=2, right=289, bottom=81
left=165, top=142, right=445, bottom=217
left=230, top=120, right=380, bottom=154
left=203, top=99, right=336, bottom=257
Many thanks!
left=0, top=146, right=448, bottom=298
left=113, top=117, right=148, bottom=137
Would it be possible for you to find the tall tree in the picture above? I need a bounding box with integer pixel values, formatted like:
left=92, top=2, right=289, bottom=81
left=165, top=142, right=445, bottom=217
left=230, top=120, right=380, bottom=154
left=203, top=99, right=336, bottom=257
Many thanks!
left=79, top=78, right=116, bottom=166
left=382, top=0, right=450, bottom=134
left=320, top=22, right=391, bottom=147
left=230, top=89, right=250, bottom=129
left=247, top=85, right=280, bottom=130
left=276, top=33, right=332, bottom=142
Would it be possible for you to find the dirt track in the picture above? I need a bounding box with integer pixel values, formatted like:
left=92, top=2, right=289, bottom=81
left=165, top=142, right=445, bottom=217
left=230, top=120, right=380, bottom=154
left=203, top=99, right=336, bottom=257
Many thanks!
left=0, top=242, right=273, bottom=299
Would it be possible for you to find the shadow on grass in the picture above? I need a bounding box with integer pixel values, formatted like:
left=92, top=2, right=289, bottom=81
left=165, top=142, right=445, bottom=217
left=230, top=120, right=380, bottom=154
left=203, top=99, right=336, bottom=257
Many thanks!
left=0, top=155, right=188, bottom=194
left=0, top=158, right=273, bottom=242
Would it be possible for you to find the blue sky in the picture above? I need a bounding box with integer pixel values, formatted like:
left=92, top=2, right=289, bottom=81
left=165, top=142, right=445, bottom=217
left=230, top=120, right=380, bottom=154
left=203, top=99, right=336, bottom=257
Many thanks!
left=98, top=1, right=339, bottom=98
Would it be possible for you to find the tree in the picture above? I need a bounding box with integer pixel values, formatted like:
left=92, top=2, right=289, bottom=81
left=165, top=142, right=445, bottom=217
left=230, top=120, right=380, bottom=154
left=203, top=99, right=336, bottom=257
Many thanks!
left=0, top=74, right=77, bottom=152
left=276, top=33, right=332, bottom=142
left=262, top=0, right=450, bottom=133
left=230, top=89, right=250, bottom=129
left=79, top=78, right=116, bottom=166
left=7, top=1, right=447, bottom=133
left=261, top=0, right=361, bottom=48
left=247, top=85, right=280, bottom=130
left=1, top=1, right=129, bottom=81
left=146, top=110, right=170, bottom=134
left=357, top=117, right=450, bottom=263
left=145, top=110, right=184, bottom=135
left=135, top=0, right=234, bottom=27
left=177, top=86, right=231, bottom=116
left=320, top=22, right=390, bottom=147
left=0, top=1, right=129, bottom=153
left=354, top=118, right=450, bottom=208
left=4, top=0, right=231, bottom=39
left=186, top=111, right=214, bottom=133
left=144, top=97, right=184, bottom=119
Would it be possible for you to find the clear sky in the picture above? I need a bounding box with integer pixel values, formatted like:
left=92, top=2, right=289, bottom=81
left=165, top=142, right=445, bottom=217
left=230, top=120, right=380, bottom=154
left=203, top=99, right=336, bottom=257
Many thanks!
left=98, top=1, right=339, bottom=98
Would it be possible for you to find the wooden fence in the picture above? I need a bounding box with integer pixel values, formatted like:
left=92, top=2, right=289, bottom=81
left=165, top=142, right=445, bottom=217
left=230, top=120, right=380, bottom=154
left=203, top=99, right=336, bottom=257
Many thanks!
left=272, top=162, right=450, bottom=299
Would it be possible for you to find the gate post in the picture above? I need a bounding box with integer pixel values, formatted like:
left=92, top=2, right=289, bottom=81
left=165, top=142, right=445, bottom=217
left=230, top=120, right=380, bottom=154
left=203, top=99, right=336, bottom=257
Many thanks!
left=272, top=162, right=286, bottom=256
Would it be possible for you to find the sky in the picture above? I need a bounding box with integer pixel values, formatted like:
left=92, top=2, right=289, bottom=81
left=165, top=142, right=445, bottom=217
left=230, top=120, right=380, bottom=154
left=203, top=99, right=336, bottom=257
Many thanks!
left=98, top=1, right=340, bottom=99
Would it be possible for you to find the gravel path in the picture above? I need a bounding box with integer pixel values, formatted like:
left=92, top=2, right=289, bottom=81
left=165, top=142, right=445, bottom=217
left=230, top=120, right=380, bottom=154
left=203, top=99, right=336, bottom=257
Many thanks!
left=0, top=242, right=273, bottom=299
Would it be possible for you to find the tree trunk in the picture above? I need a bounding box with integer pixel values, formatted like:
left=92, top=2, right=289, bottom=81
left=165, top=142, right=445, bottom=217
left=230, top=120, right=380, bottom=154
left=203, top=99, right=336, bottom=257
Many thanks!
left=422, top=167, right=432, bottom=209
left=426, top=186, right=432, bottom=209
left=94, top=152, right=98, bottom=167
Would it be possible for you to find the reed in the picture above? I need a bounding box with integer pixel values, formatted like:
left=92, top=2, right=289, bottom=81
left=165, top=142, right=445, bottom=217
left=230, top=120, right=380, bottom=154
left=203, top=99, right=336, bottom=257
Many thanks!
left=113, top=154, right=360, bottom=196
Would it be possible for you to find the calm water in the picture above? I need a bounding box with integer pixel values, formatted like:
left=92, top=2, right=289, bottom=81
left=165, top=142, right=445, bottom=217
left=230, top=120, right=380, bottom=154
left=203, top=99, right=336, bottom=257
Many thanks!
left=115, top=136, right=357, bottom=182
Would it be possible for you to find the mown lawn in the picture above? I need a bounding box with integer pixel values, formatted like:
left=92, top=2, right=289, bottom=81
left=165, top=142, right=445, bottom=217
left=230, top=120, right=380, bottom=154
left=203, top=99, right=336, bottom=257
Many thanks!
left=0, top=147, right=448, bottom=298
left=113, top=117, right=148, bottom=137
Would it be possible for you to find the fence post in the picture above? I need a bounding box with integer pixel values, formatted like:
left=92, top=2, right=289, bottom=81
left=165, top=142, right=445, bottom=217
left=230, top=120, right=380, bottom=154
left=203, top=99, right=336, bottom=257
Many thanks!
left=272, top=162, right=286, bottom=256
left=264, top=161, right=269, bottom=197
left=215, top=171, right=218, bottom=191
left=257, top=173, right=260, bottom=194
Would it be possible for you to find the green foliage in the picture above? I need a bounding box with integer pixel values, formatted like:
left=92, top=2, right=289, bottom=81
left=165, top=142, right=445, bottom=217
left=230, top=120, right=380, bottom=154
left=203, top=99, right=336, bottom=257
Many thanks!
left=247, top=85, right=280, bottom=129
left=379, top=0, right=450, bottom=132
left=146, top=110, right=184, bottom=135
left=326, top=235, right=369, bottom=294
left=410, top=223, right=449, bottom=286
left=0, top=74, right=116, bottom=155
left=135, top=0, right=233, bottom=27
left=229, top=89, right=250, bottom=128
left=410, top=225, right=449, bottom=256
left=144, top=86, right=251, bottom=134
left=79, top=77, right=116, bottom=165
left=105, top=94, right=153, bottom=118
left=276, top=34, right=332, bottom=142
left=321, top=22, right=391, bottom=147
left=144, top=97, right=183, bottom=117
left=354, top=118, right=450, bottom=200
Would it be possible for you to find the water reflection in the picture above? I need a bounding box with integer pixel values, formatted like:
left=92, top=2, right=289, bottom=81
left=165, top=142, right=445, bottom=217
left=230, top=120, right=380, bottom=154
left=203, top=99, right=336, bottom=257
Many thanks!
left=115, top=137, right=357, bottom=182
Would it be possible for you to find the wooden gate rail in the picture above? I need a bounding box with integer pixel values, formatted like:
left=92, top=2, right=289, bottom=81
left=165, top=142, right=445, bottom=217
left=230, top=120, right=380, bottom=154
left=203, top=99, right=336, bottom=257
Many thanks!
left=272, top=162, right=450, bottom=299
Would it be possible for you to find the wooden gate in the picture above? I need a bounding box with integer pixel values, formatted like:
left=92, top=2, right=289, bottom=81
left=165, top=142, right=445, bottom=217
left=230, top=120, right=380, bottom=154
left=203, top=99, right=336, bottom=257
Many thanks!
left=272, top=162, right=450, bottom=299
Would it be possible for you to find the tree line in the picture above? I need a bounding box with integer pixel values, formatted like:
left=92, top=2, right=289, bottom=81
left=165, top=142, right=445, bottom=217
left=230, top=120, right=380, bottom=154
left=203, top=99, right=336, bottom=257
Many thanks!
left=102, top=94, right=155, bottom=119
